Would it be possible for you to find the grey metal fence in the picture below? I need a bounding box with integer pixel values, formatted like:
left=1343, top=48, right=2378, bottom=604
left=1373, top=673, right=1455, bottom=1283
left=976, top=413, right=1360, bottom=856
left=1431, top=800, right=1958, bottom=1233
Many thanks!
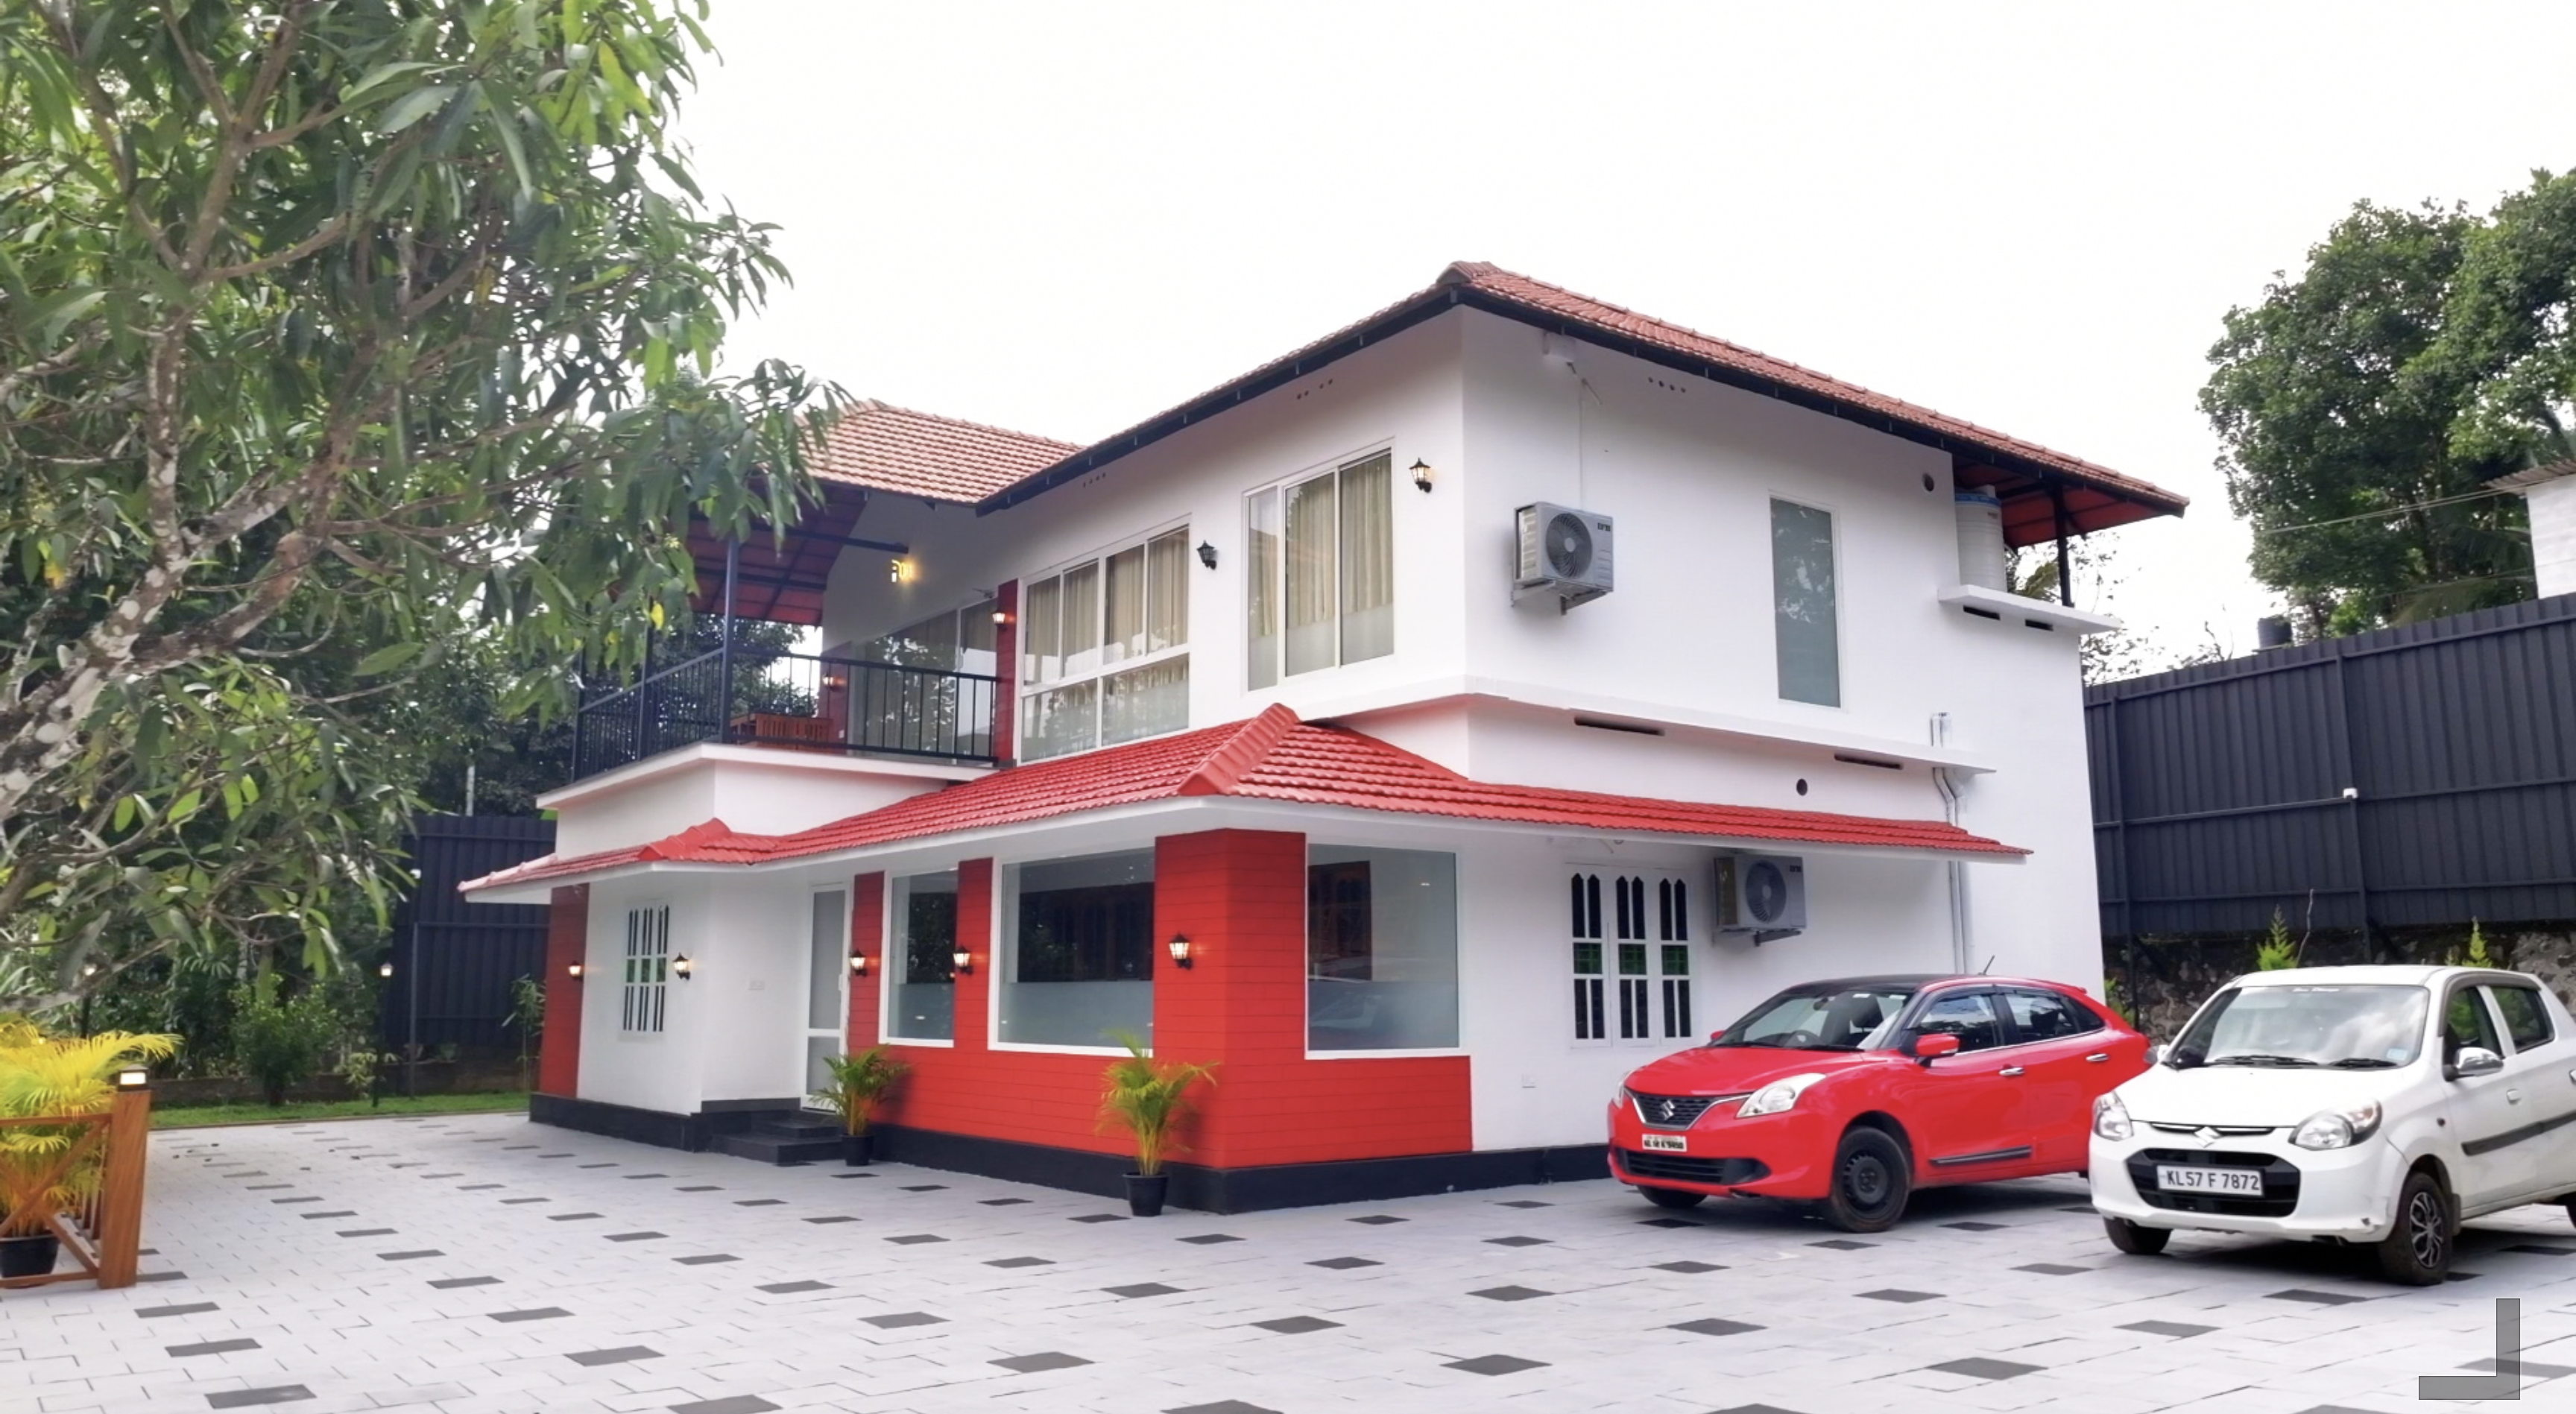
left=2089, top=594, right=2576, bottom=942
left=379, top=813, right=556, bottom=1054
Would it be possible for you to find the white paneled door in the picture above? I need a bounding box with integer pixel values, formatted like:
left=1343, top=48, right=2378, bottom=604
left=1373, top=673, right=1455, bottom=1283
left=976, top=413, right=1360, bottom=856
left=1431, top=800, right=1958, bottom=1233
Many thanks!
left=802, top=889, right=849, bottom=1108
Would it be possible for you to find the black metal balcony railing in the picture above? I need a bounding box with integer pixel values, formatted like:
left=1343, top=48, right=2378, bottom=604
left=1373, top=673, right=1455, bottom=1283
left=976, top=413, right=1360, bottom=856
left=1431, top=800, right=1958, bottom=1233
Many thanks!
left=571, top=646, right=1003, bottom=781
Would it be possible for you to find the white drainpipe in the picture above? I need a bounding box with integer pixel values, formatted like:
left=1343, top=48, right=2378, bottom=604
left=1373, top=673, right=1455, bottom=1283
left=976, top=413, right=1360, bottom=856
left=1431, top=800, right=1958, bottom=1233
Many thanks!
left=1931, top=712, right=1974, bottom=974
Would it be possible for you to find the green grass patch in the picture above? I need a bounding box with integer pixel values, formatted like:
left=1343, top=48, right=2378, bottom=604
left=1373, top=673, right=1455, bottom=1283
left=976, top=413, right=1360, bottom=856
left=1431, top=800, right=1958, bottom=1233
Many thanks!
left=151, top=1091, right=531, bottom=1129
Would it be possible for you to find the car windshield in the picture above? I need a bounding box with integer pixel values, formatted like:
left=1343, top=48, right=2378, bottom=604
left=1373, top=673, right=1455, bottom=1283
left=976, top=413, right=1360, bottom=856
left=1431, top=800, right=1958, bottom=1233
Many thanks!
left=2168, top=985, right=2429, bottom=1070
left=1715, top=985, right=1917, bottom=1052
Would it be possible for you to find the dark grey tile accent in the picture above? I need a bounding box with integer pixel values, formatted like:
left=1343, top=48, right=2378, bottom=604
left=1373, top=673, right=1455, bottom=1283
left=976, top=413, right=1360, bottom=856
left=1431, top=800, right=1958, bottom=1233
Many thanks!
left=1859, top=1289, right=1942, bottom=1303
left=567, top=1346, right=662, bottom=1366
left=1928, top=1357, right=2041, bottom=1380
left=377, top=1250, right=443, bottom=1261
left=734, top=1199, right=785, bottom=1207
left=244, top=1184, right=291, bottom=1191
left=886, top=1234, right=946, bottom=1245
left=500, top=1197, right=549, bottom=1205
left=1445, top=1354, right=1546, bottom=1375
left=757, top=1281, right=832, bottom=1294
left=429, top=1277, right=499, bottom=1290
left=270, top=1196, right=320, bottom=1205
left=667, top=1399, right=778, bottom=1414
left=1469, top=1285, right=1553, bottom=1301
left=678, top=1185, right=721, bottom=1193
left=297, top=1211, right=356, bottom=1220
left=488, top=1307, right=571, bottom=1322
left=1105, top=1282, right=1182, bottom=1298
left=137, top=1303, right=220, bottom=1318
left=335, top=1228, right=395, bottom=1238
left=2119, top=1320, right=2215, bottom=1338
left=2458, top=1356, right=2576, bottom=1378
left=419, top=1172, right=462, bottom=1179
left=2015, top=1263, right=2089, bottom=1276
left=224, top=1172, right=269, bottom=1178
left=2504, top=1243, right=2576, bottom=1256
left=1672, top=1318, right=1764, bottom=1336
left=1348, top=1214, right=1405, bottom=1225
left=1308, top=1257, right=1380, bottom=1270
left=547, top=1212, right=602, bottom=1222
left=537, top=1153, right=572, bottom=1159
left=578, top=1162, right=616, bottom=1170
left=980, top=1197, right=1031, bottom=1205
left=206, top=1386, right=313, bottom=1408
left=1809, top=1239, right=1875, bottom=1250
left=1178, top=1233, right=1242, bottom=1244
left=458, top=1184, right=502, bottom=1191
left=986, top=1257, right=1053, bottom=1269
left=604, top=1231, right=666, bottom=1242
left=992, top=1351, right=1090, bottom=1374
left=1485, top=1235, right=1550, bottom=1247
left=803, top=1216, right=859, bottom=1225
left=1166, top=1403, right=1282, bottom=1414
left=1943, top=1221, right=2008, bottom=1231
left=2055, top=1204, right=2096, bottom=1213
left=168, top=1339, right=260, bottom=1357
left=1653, top=1260, right=1726, bottom=1273
left=2446, top=1271, right=2484, bottom=1281
left=1639, top=1217, right=1701, bottom=1229
left=2267, top=1288, right=2370, bottom=1305
left=1708, top=1406, right=1811, bottom=1414
left=675, top=1254, right=739, bottom=1266
left=862, top=1311, right=947, bottom=1328
left=900, top=1184, right=947, bottom=1191
left=1495, top=1199, right=1553, bottom=1208
left=624, top=1173, right=669, bottom=1180
left=139, top=1270, right=189, bottom=1282
left=1070, top=1213, right=1126, bottom=1223
left=1252, top=1316, right=1342, bottom=1334
left=502, top=1144, right=536, bottom=1150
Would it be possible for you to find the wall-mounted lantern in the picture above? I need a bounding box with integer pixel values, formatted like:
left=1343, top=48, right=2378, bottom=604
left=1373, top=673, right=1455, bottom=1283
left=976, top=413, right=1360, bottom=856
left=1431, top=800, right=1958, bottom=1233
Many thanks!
left=1196, top=541, right=1219, bottom=571
left=850, top=953, right=870, bottom=977
left=888, top=558, right=910, bottom=584
left=566, top=962, right=585, bottom=979
left=672, top=954, right=695, bottom=981
left=378, top=960, right=394, bottom=979
left=1167, top=935, right=1194, bottom=969
left=1411, top=458, right=1433, bottom=493
left=952, top=949, right=973, bottom=976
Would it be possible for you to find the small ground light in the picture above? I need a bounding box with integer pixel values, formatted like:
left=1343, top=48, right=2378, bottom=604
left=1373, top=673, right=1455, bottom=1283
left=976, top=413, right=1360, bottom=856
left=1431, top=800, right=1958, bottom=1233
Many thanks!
left=672, top=954, right=694, bottom=980
left=1167, top=935, right=1193, bottom=968
left=116, top=1067, right=149, bottom=1089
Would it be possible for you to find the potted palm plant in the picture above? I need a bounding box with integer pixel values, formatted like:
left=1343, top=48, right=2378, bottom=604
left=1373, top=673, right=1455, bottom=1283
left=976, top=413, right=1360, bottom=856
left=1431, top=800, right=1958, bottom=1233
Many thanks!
left=0, top=1017, right=178, bottom=1278
left=811, top=1046, right=909, bottom=1166
left=1096, top=1031, right=1214, bottom=1217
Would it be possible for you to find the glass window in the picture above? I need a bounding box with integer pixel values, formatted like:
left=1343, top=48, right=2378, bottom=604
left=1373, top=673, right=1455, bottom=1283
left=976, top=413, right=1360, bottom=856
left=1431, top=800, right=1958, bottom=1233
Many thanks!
left=2004, top=987, right=2101, bottom=1041
left=1770, top=498, right=1840, bottom=707
left=1000, top=850, right=1155, bottom=1047
left=1018, top=531, right=1190, bottom=761
left=1248, top=452, right=1394, bottom=687
left=2444, top=986, right=2502, bottom=1064
left=1912, top=990, right=2005, bottom=1052
left=886, top=871, right=957, bottom=1043
left=1306, top=847, right=1458, bottom=1051
left=806, top=891, right=846, bottom=1032
left=1716, top=984, right=1918, bottom=1052
left=2489, top=986, right=2556, bottom=1052
left=2169, top=985, right=2431, bottom=1068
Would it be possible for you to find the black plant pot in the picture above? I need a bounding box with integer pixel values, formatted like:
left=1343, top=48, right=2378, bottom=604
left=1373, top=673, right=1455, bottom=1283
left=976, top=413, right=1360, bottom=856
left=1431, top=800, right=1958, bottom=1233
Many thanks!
left=842, top=1132, right=873, bottom=1167
left=0, top=1232, right=60, bottom=1280
left=1125, top=1172, right=1168, bottom=1218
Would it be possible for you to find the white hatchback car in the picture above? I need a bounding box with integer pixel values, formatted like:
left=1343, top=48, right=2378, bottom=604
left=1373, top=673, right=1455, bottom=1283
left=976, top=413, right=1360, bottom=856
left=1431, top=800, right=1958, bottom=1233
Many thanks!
left=2089, top=965, right=2576, bottom=1284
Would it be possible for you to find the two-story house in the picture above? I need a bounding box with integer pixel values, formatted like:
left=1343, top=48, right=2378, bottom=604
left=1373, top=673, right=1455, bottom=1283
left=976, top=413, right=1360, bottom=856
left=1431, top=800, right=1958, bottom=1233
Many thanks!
left=461, top=262, right=2185, bottom=1211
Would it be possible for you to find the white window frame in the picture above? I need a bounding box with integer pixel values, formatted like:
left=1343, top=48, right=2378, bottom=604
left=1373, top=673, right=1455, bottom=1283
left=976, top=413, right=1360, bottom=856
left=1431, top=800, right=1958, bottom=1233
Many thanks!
left=799, top=885, right=850, bottom=1108
left=878, top=868, right=959, bottom=1050
left=619, top=900, right=672, bottom=1038
left=986, top=852, right=1155, bottom=1058
left=1245, top=444, right=1397, bottom=690
left=1015, top=521, right=1193, bottom=761
left=1568, top=867, right=1696, bottom=1048
left=1767, top=492, right=1846, bottom=710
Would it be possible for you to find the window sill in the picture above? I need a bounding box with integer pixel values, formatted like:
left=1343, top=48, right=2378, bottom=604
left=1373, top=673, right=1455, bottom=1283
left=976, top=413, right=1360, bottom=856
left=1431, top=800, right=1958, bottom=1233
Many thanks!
left=882, top=1037, right=956, bottom=1050
left=1304, top=1047, right=1468, bottom=1061
left=1938, top=584, right=2123, bottom=636
left=987, top=1041, right=1142, bottom=1058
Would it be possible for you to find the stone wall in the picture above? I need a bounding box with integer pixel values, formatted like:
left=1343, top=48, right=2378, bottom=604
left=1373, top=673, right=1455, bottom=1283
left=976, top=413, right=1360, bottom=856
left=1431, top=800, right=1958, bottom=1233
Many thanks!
left=2106, top=921, right=2576, bottom=1041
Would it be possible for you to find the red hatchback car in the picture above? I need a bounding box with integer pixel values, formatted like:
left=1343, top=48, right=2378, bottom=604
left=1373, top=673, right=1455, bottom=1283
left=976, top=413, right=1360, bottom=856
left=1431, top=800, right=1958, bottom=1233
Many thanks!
left=1609, top=973, right=2151, bottom=1231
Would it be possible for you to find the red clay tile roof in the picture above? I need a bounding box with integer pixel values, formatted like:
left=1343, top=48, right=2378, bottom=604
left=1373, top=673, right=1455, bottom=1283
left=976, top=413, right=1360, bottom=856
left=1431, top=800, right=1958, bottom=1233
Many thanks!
left=461, top=707, right=2024, bottom=895
left=806, top=399, right=1078, bottom=505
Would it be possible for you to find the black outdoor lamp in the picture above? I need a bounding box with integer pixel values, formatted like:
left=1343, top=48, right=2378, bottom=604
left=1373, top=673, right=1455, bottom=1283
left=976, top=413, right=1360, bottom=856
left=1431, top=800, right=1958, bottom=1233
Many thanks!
left=1411, top=458, right=1433, bottom=492
left=952, top=948, right=973, bottom=976
left=672, top=954, right=694, bottom=981
left=566, top=962, right=585, bottom=979
left=1167, top=935, right=1194, bottom=969
left=379, top=960, right=394, bottom=979
left=1196, top=541, right=1219, bottom=570
left=850, top=952, right=871, bottom=977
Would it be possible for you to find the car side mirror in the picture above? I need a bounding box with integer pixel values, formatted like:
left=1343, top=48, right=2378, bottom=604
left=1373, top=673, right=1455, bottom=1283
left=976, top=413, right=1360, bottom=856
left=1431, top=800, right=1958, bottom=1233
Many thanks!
left=2143, top=1043, right=2165, bottom=1067
left=1707, top=1029, right=1725, bottom=1044
left=1912, top=1033, right=1960, bottom=1065
left=2448, top=1046, right=2504, bottom=1079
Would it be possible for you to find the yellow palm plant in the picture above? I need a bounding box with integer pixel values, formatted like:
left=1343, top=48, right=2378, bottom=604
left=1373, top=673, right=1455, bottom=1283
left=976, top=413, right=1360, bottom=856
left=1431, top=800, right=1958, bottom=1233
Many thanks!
left=0, top=1021, right=179, bottom=1237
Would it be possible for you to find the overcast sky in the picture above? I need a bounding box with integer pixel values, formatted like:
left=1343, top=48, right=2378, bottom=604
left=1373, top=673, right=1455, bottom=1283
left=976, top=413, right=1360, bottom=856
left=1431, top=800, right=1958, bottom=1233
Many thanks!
left=680, top=1, right=2575, bottom=669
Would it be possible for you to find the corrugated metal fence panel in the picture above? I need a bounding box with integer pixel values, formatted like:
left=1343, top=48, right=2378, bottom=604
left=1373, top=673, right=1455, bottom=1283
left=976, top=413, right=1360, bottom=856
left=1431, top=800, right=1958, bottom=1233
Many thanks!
left=2090, top=593, right=2576, bottom=940
left=382, top=814, right=556, bottom=1052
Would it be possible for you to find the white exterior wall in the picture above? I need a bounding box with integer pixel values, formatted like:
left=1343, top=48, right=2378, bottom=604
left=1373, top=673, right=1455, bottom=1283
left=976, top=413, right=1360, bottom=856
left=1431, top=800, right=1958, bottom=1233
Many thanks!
left=2529, top=474, right=2576, bottom=601
left=549, top=748, right=962, bottom=859
left=575, top=877, right=706, bottom=1116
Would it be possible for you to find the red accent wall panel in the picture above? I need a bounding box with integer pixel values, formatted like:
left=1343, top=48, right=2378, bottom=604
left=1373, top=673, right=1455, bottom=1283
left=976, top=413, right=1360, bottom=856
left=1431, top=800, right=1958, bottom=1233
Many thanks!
left=539, top=885, right=588, bottom=1098
left=847, top=872, right=885, bottom=1049
left=993, top=580, right=1017, bottom=766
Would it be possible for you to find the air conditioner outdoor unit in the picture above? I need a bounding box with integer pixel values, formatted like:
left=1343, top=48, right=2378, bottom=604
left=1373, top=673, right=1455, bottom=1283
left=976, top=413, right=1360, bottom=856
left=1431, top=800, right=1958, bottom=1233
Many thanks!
left=1514, top=502, right=1614, bottom=610
left=1716, top=853, right=1807, bottom=934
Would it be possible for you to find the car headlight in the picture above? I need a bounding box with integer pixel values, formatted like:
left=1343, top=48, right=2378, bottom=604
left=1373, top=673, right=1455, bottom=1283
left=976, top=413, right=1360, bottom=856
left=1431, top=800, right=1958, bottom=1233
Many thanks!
left=2291, top=1100, right=2383, bottom=1151
left=1737, top=1073, right=1825, bottom=1117
left=2092, top=1092, right=2133, bottom=1141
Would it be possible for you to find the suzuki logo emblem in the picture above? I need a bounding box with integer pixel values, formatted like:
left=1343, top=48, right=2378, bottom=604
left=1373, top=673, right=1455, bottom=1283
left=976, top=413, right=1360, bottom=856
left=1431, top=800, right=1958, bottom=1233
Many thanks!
left=2195, top=1126, right=2221, bottom=1143
left=1656, top=1099, right=1679, bottom=1121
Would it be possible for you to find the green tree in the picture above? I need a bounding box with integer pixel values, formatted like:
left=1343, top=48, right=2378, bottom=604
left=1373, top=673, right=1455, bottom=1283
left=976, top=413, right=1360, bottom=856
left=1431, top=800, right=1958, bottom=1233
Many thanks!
left=0, top=1, right=842, bottom=1011
left=2202, top=201, right=2530, bottom=634
left=2437, top=171, right=2576, bottom=470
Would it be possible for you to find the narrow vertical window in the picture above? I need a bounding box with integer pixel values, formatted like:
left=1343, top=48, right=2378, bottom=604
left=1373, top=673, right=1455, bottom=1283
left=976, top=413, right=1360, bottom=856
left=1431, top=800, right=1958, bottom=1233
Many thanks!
left=1660, top=944, right=1693, bottom=1038
left=1246, top=489, right=1282, bottom=690
left=1102, top=543, right=1147, bottom=665
left=1771, top=498, right=1840, bottom=707
left=1617, top=942, right=1650, bottom=1040
left=1284, top=473, right=1338, bottom=677
left=1573, top=941, right=1606, bottom=1041
left=1338, top=452, right=1394, bottom=663
left=620, top=904, right=669, bottom=1035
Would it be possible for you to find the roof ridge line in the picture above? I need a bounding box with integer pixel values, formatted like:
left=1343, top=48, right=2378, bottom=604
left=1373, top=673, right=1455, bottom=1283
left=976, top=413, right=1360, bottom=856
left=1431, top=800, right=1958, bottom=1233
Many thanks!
left=638, top=818, right=733, bottom=862
left=1178, top=704, right=1302, bottom=797
left=818, top=398, right=1082, bottom=451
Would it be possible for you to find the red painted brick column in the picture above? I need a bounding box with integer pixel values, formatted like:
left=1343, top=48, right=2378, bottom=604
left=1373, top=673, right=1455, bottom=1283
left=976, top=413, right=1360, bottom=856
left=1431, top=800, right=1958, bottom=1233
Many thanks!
left=992, top=581, right=1017, bottom=766
left=847, top=872, right=886, bottom=1048
left=538, top=885, right=588, bottom=1098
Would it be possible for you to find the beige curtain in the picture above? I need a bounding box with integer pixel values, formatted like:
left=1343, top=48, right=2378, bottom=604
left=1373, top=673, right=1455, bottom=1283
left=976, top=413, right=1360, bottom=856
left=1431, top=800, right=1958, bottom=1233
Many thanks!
left=1338, top=453, right=1393, bottom=663
left=1103, top=544, right=1146, bottom=664
left=1245, top=488, right=1281, bottom=689
left=1059, top=561, right=1102, bottom=678
left=1022, top=574, right=1061, bottom=684
left=1146, top=529, right=1189, bottom=654
left=1284, top=473, right=1337, bottom=677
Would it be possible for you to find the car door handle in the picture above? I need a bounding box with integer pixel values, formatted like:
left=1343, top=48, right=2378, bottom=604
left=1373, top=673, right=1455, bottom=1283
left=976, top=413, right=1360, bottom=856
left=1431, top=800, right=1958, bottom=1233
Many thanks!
left=2084, top=1052, right=2110, bottom=1063
left=2507, top=1089, right=2523, bottom=1105
left=1998, top=1066, right=2025, bottom=1077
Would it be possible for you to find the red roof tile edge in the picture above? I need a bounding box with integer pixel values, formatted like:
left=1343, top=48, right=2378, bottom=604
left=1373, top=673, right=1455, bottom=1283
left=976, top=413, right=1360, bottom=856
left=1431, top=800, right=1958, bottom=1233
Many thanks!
left=461, top=711, right=2026, bottom=896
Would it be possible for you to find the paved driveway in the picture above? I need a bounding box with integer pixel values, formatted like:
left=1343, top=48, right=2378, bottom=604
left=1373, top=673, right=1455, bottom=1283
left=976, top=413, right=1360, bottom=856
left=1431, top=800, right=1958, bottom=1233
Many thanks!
left=5, top=1112, right=2573, bottom=1414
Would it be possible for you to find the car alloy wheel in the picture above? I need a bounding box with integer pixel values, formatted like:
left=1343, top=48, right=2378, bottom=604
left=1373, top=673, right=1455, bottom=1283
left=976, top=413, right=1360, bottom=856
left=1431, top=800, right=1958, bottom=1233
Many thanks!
left=2373, top=1170, right=2452, bottom=1286
left=2403, top=1188, right=2446, bottom=1269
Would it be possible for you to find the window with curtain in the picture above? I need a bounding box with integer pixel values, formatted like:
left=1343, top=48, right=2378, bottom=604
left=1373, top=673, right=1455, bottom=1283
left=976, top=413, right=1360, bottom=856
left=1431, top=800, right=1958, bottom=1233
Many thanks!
left=1307, top=846, right=1458, bottom=1052
left=1770, top=498, right=1840, bottom=707
left=1018, top=528, right=1190, bottom=760
left=886, top=871, right=958, bottom=1043
left=999, top=850, right=1155, bottom=1048
left=1246, top=451, right=1394, bottom=687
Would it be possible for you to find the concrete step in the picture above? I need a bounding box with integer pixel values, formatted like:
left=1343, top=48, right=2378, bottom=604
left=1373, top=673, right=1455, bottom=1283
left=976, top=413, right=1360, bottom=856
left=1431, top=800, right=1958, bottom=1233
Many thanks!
left=709, top=1131, right=845, bottom=1166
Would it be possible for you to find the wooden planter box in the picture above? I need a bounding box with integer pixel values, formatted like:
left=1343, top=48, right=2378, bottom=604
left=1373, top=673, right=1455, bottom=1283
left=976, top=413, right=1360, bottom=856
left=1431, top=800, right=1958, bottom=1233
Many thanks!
left=732, top=713, right=840, bottom=751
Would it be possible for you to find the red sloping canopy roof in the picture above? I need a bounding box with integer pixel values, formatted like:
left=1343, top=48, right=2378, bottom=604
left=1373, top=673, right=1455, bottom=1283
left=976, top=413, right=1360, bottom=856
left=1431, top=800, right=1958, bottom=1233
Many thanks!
left=462, top=707, right=2024, bottom=895
left=809, top=399, right=1078, bottom=503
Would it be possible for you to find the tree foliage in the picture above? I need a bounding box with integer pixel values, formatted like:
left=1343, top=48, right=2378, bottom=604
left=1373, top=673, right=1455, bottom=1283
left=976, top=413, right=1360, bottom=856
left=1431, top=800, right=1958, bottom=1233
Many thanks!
left=0, top=1, right=842, bottom=1010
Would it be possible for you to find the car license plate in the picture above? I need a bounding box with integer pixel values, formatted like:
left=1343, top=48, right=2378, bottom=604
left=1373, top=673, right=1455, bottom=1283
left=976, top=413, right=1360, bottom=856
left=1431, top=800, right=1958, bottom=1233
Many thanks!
left=2155, top=1164, right=2264, bottom=1196
left=1640, top=1133, right=1687, bottom=1152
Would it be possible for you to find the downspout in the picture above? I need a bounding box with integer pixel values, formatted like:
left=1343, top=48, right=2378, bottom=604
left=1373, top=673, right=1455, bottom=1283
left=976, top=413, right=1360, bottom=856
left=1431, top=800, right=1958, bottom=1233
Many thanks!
left=1931, top=713, right=1973, bottom=974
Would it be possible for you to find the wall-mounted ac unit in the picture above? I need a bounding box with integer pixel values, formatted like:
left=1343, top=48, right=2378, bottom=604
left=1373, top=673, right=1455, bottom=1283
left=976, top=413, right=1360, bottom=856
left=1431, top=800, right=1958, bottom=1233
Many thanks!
left=1716, top=853, right=1807, bottom=933
left=1514, top=502, right=1614, bottom=611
